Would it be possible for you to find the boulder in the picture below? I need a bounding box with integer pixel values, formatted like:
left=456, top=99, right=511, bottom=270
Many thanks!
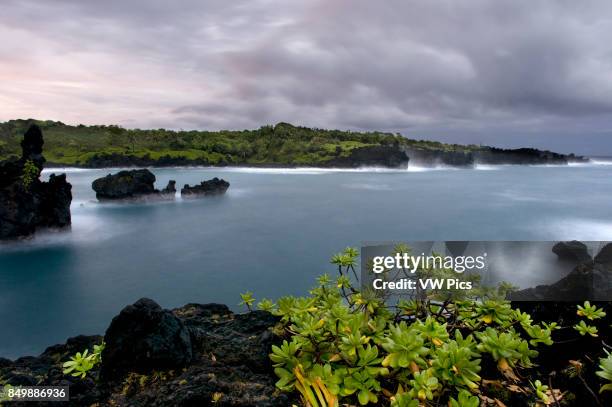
left=100, top=298, right=192, bottom=380
left=0, top=301, right=292, bottom=406
left=91, top=169, right=175, bottom=201
left=0, top=124, right=72, bottom=239
left=552, top=241, right=591, bottom=263
left=181, top=177, right=229, bottom=198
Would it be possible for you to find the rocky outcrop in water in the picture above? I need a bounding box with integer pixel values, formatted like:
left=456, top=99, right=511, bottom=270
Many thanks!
left=92, top=169, right=176, bottom=201
left=473, top=147, right=585, bottom=165
left=403, top=146, right=588, bottom=168
left=0, top=299, right=292, bottom=406
left=0, top=125, right=72, bottom=239
left=181, top=177, right=230, bottom=198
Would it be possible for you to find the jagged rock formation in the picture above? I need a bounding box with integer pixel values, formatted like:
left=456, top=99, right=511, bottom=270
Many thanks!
left=91, top=169, right=176, bottom=201
left=0, top=299, right=292, bottom=406
left=181, top=177, right=230, bottom=198
left=404, top=146, right=587, bottom=168
left=552, top=241, right=591, bottom=263
left=0, top=125, right=72, bottom=239
left=509, top=243, right=612, bottom=301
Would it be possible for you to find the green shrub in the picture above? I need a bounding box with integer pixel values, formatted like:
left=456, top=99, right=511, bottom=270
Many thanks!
left=62, top=342, right=105, bottom=379
left=20, top=159, right=39, bottom=190
left=259, top=247, right=561, bottom=406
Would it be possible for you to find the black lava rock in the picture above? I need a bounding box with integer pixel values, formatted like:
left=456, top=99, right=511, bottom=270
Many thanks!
left=91, top=169, right=175, bottom=201
left=181, top=177, right=230, bottom=198
left=0, top=124, right=72, bottom=239
left=552, top=241, right=591, bottom=263
left=594, top=242, right=612, bottom=265
left=0, top=300, right=296, bottom=406
left=100, top=298, right=192, bottom=381
left=161, top=180, right=176, bottom=195
left=323, top=145, right=409, bottom=168
left=510, top=245, right=612, bottom=301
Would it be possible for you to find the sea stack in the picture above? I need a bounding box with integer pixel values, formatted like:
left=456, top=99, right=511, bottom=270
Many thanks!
left=181, top=177, right=230, bottom=198
left=0, top=124, right=72, bottom=239
left=92, top=169, right=176, bottom=201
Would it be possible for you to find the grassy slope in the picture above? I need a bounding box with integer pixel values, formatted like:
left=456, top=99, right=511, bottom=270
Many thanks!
left=0, top=119, right=480, bottom=166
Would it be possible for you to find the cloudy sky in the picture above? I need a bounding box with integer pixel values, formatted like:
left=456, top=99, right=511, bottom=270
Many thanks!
left=2, top=0, right=612, bottom=154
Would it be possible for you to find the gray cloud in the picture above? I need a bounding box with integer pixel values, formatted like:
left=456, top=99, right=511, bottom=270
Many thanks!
left=1, top=0, right=612, bottom=154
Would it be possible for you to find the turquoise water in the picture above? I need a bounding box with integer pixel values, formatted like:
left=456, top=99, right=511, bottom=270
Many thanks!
left=1, top=163, right=612, bottom=358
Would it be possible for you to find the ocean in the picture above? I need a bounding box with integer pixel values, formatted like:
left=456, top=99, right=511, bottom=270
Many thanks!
left=1, top=162, right=611, bottom=358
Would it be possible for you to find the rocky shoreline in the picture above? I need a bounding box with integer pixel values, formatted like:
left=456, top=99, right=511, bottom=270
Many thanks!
left=43, top=145, right=588, bottom=170
left=1, top=297, right=610, bottom=406
left=0, top=299, right=293, bottom=406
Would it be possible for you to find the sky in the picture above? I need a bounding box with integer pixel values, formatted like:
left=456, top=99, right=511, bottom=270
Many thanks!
left=2, top=0, right=612, bottom=155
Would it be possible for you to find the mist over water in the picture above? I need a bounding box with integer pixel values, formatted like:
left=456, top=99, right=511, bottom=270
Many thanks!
left=1, top=164, right=612, bottom=358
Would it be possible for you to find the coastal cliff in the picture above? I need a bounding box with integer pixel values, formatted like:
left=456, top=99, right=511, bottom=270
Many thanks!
left=0, top=120, right=587, bottom=169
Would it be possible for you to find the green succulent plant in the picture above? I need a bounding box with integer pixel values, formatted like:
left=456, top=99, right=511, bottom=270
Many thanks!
left=380, top=322, right=429, bottom=370
left=596, top=351, right=612, bottom=393
left=577, top=301, right=606, bottom=320
left=407, top=369, right=439, bottom=401
left=574, top=320, right=598, bottom=337
left=62, top=341, right=105, bottom=379
left=270, top=339, right=303, bottom=390
left=531, top=379, right=550, bottom=403
left=389, top=391, right=419, bottom=407
left=413, top=316, right=449, bottom=347
left=431, top=338, right=481, bottom=390
left=343, top=369, right=381, bottom=405
left=523, top=323, right=554, bottom=346
left=239, top=291, right=255, bottom=311
left=448, top=389, right=480, bottom=407
left=263, top=247, right=569, bottom=406
left=470, top=300, right=513, bottom=326
left=476, top=328, right=536, bottom=374
left=257, top=298, right=276, bottom=312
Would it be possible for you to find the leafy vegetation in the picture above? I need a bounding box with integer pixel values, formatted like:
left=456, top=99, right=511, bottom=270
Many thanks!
left=20, top=159, right=39, bottom=190
left=244, top=249, right=611, bottom=406
left=597, top=351, right=612, bottom=393
left=53, top=249, right=611, bottom=405
left=577, top=301, right=606, bottom=321
left=239, top=291, right=255, bottom=312
left=62, top=342, right=105, bottom=379
left=0, top=119, right=481, bottom=167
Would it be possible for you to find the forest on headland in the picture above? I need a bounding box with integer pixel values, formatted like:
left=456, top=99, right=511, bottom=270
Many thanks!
left=0, top=119, right=584, bottom=168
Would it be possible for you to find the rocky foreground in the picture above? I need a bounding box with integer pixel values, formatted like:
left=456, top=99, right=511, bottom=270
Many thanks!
left=0, top=125, right=71, bottom=239
left=0, top=299, right=293, bottom=406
